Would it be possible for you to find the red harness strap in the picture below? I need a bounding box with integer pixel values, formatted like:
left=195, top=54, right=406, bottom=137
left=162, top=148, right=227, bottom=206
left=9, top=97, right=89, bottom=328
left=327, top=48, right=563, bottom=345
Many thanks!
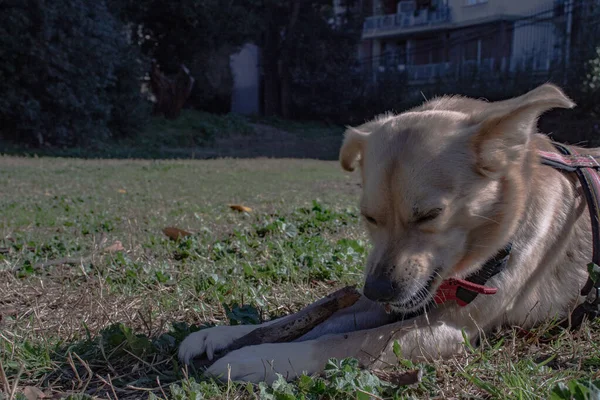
left=537, top=150, right=600, bottom=170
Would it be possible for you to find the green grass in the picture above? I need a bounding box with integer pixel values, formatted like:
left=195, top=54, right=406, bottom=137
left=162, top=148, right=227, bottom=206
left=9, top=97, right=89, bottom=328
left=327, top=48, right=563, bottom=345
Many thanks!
left=0, top=156, right=599, bottom=399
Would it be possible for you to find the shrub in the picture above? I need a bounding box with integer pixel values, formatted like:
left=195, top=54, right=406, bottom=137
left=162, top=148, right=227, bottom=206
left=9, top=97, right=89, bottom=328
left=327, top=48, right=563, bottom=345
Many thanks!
left=582, top=47, right=600, bottom=118
left=0, top=0, right=149, bottom=147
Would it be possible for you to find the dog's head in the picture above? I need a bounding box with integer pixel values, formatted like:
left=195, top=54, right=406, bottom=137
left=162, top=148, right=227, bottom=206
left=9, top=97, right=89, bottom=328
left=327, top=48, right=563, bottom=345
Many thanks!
left=340, top=83, right=574, bottom=312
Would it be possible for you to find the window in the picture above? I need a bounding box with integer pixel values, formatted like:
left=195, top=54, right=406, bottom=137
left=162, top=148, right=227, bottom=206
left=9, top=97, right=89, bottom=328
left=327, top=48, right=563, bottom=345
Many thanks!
left=465, top=0, right=488, bottom=5
left=554, top=0, right=565, bottom=16
left=464, top=39, right=479, bottom=61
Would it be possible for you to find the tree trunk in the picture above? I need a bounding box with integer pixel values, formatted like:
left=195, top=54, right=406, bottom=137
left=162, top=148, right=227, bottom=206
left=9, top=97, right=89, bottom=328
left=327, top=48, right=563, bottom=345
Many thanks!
left=149, top=60, right=195, bottom=119
left=279, top=63, right=293, bottom=119
left=278, top=0, right=302, bottom=119
left=262, top=20, right=281, bottom=116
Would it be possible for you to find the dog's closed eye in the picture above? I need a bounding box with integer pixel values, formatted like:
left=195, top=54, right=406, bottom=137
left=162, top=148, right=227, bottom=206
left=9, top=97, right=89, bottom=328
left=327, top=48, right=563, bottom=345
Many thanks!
left=414, top=208, right=443, bottom=224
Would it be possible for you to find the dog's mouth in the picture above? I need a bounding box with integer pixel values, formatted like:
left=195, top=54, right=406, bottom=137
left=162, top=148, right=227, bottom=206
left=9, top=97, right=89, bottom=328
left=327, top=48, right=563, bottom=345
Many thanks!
left=385, top=268, right=442, bottom=314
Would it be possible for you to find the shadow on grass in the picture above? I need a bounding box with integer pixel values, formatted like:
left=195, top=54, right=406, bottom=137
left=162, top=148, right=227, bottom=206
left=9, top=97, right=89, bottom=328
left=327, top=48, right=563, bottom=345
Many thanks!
left=0, top=111, right=346, bottom=161
left=38, top=321, right=214, bottom=398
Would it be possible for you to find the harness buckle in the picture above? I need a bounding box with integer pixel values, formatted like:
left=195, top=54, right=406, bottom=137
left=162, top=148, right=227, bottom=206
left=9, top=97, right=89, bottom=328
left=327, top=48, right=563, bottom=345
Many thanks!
left=561, top=288, right=600, bottom=331
left=587, top=286, right=600, bottom=307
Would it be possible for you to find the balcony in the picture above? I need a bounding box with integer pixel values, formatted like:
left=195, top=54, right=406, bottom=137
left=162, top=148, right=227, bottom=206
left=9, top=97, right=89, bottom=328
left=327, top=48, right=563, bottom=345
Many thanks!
left=363, top=5, right=451, bottom=39
left=373, top=57, right=501, bottom=83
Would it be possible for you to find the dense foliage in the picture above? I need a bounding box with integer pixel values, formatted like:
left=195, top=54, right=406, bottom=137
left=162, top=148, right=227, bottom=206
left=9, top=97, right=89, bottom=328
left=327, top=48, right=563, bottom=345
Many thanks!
left=0, top=0, right=149, bottom=147
left=257, top=0, right=365, bottom=120
left=108, top=0, right=256, bottom=113
left=2, top=0, right=598, bottom=148
left=111, top=0, right=366, bottom=118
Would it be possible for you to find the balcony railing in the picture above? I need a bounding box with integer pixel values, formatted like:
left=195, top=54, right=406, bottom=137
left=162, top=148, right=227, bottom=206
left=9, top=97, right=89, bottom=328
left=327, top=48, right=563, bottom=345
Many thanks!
left=373, top=57, right=500, bottom=81
left=363, top=6, right=451, bottom=37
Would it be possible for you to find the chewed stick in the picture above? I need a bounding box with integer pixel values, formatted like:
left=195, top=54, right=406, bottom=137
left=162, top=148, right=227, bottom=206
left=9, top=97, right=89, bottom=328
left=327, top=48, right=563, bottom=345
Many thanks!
left=192, top=285, right=361, bottom=369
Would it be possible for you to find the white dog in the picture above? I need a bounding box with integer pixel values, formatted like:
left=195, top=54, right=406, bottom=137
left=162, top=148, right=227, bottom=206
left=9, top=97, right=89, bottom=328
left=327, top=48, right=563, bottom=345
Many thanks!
left=179, top=84, right=596, bottom=384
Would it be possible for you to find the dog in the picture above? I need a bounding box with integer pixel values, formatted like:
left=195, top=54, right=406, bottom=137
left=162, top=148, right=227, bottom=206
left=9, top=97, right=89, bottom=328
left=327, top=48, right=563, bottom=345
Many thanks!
left=178, top=83, right=594, bottom=384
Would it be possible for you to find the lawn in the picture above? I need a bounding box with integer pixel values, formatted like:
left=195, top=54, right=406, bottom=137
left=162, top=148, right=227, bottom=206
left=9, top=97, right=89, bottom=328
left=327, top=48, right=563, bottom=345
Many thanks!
left=0, top=155, right=599, bottom=400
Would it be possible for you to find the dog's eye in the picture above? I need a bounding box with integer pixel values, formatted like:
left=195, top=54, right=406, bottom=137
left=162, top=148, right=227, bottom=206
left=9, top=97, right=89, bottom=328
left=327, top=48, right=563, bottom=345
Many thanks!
left=415, top=208, right=443, bottom=224
left=363, top=215, right=377, bottom=225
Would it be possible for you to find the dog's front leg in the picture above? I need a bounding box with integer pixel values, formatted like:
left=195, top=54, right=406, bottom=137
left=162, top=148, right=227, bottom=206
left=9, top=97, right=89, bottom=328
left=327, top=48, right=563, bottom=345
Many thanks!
left=179, top=295, right=390, bottom=364
left=205, top=315, right=468, bottom=384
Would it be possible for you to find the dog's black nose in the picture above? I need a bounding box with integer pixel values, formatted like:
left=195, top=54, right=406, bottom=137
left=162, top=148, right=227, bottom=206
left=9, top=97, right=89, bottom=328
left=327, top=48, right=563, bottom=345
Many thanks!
left=363, top=275, right=398, bottom=302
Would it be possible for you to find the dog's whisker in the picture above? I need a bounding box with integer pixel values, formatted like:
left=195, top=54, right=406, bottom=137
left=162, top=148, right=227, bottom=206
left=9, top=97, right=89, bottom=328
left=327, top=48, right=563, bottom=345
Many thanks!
left=471, top=213, right=501, bottom=224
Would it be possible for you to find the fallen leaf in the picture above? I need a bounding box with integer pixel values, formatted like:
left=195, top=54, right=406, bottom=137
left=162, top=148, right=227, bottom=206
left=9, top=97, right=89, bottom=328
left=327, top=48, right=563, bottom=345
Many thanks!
left=24, top=386, right=47, bottom=400
left=104, top=241, right=125, bottom=253
left=372, top=369, right=422, bottom=386
left=163, top=227, right=193, bottom=240
left=117, top=189, right=127, bottom=194
left=229, top=204, right=252, bottom=213
left=0, top=247, right=9, bottom=254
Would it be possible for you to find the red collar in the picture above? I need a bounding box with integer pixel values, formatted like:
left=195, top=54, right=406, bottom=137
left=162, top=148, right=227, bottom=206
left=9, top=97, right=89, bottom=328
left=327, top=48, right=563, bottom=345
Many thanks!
left=431, top=244, right=512, bottom=308
left=434, top=278, right=498, bottom=307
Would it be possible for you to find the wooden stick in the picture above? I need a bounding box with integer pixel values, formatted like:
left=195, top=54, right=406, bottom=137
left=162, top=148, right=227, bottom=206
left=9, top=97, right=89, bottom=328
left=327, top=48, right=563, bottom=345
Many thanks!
left=193, top=285, right=361, bottom=369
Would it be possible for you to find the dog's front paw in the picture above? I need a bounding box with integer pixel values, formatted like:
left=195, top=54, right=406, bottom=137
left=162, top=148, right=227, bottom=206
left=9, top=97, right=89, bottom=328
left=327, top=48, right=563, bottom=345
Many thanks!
left=178, top=325, right=256, bottom=364
left=205, top=342, right=319, bottom=384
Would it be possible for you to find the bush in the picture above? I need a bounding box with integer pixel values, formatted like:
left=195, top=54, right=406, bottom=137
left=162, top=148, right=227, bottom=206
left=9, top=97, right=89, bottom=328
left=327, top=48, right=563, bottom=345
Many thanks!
left=141, top=110, right=255, bottom=148
left=0, top=0, right=149, bottom=147
left=108, top=0, right=255, bottom=115
left=582, top=47, right=600, bottom=118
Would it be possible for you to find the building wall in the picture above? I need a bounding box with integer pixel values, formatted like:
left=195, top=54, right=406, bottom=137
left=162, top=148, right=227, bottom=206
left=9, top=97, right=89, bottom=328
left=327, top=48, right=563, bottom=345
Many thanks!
left=362, top=0, right=563, bottom=82
left=449, top=21, right=512, bottom=71
left=230, top=43, right=261, bottom=115
left=510, top=19, right=556, bottom=71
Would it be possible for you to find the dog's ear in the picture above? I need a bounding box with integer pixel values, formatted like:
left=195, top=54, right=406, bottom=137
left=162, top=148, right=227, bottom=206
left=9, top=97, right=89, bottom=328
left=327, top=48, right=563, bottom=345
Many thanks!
left=340, top=113, right=396, bottom=172
left=339, top=126, right=370, bottom=172
left=470, top=83, right=575, bottom=178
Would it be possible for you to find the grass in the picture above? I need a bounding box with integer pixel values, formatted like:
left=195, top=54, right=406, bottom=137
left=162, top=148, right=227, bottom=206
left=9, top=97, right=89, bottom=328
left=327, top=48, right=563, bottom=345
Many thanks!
left=0, top=155, right=599, bottom=399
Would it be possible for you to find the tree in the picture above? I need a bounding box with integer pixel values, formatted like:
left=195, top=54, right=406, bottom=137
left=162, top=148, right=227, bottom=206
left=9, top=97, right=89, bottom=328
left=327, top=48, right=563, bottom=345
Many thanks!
left=0, top=0, right=149, bottom=147
left=246, top=0, right=363, bottom=118
left=583, top=47, right=600, bottom=118
left=571, top=0, right=600, bottom=118
left=108, top=0, right=365, bottom=119
left=109, top=0, right=255, bottom=113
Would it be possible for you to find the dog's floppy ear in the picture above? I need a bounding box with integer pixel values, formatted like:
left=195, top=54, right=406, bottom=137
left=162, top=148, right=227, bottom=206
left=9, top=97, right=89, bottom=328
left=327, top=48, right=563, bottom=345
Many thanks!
left=339, top=126, right=370, bottom=172
left=470, top=83, right=575, bottom=178
left=340, top=113, right=395, bottom=172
